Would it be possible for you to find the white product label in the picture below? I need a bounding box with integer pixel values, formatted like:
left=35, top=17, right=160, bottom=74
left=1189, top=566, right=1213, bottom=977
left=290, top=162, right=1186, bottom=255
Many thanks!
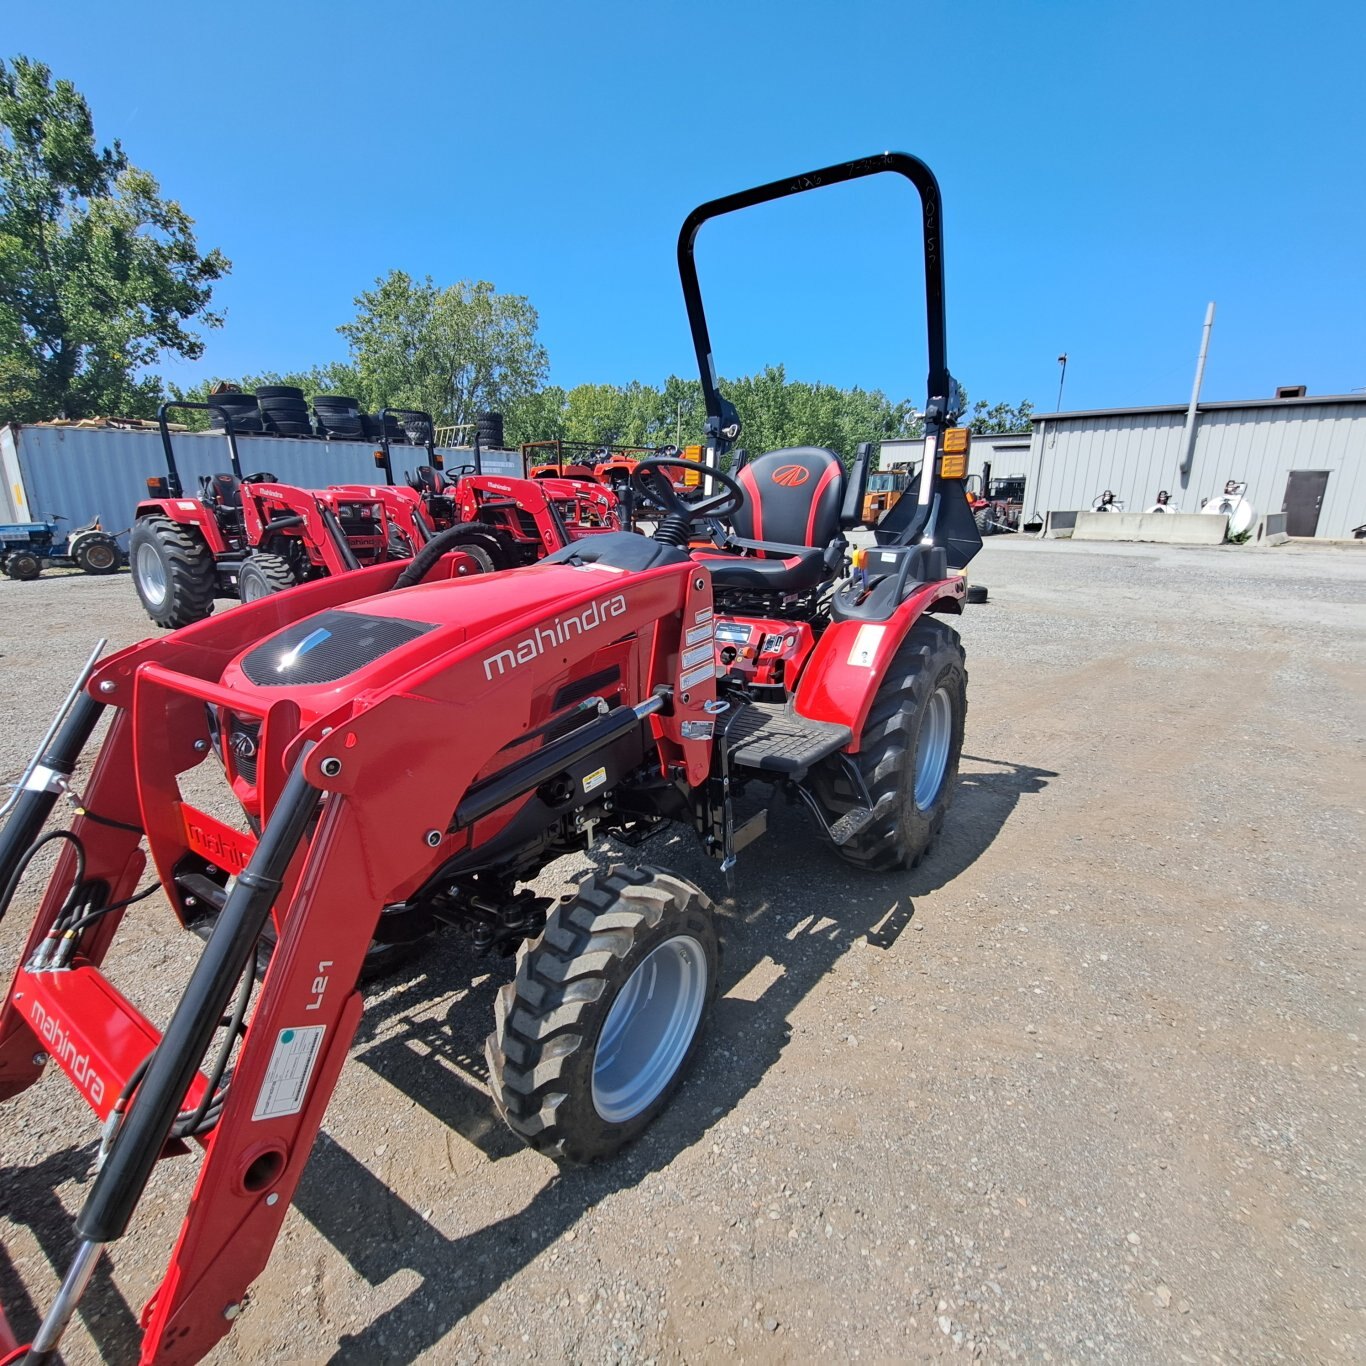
left=694, top=607, right=713, bottom=623
left=253, top=1025, right=326, bottom=1121
left=682, top=643, right=714, bottom=669
left=582, top=766, right=607, bottom=793
left=685, top=623, right=714, bottom=646
left=847, top=624, right=886, bottom=668
left=680, top=661, right=715, bottom=690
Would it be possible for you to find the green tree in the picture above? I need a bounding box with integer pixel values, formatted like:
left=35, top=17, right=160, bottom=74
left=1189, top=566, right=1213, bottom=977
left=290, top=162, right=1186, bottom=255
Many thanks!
left=338, top=272, right=547, bottom=432
left=967, top=397, right=1034, bottom=434
left=0, top=56, right=228, bottom=422
left=503, top=384, right=566, bottom=446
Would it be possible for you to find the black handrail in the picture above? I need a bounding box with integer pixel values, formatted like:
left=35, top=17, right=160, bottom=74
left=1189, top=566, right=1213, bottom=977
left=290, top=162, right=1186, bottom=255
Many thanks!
left=156, top=401, right=244, bottom=498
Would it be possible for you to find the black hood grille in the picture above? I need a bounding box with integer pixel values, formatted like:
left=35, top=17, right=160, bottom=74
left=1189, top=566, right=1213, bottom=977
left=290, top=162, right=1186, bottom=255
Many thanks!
left=240, top=610, right=437, bottom=687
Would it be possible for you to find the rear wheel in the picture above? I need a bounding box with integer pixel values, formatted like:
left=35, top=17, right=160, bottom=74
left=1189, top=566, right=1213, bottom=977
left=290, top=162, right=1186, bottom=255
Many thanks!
left=70, top=531, right=121, bottom=575
left=487, top=866, right=719, bottom=1164
left=238, top=552, right=298, bottom=602
left=836, top=617, right=967, bottom=872
left=129, top=516, right=216, bottom=628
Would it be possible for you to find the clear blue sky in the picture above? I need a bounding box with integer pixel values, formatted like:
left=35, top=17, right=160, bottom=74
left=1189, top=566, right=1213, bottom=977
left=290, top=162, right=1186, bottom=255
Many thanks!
left=10, top=0, right=1365, bottom=414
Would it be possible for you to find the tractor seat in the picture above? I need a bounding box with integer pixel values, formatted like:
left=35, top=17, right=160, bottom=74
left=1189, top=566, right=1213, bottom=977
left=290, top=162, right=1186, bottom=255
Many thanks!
left=694, top=544, right=829, bottom=593
left=415, top=465, right=447, bottom=495
left=699, top=446, right=845, bottom=594
left=211, top=472, right=241, bottom=509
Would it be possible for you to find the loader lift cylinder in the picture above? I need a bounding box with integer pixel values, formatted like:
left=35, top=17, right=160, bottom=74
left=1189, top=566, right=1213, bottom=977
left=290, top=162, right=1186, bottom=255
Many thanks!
left=71, top=753, right=321, bottom=1246
left=24, top=756, right=323, bottom=1361
left=0, top=690, right=104, bottom=923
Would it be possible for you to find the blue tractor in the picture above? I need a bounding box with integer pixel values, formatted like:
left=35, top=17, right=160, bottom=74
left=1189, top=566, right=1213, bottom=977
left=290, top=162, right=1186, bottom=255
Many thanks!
left=0, top=517, right=123, bottom=581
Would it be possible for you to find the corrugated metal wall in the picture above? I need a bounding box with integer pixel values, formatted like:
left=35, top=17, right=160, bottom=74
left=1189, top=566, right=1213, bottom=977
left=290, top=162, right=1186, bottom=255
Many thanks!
left=880, top=433, right=1031, bottom=480
left=1023, top=401, right=1366, bottom=535
left=2, top=425, right=522, bottom=544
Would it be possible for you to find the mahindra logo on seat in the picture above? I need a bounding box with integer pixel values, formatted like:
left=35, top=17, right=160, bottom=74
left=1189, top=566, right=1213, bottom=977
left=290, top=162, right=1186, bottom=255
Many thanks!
left=771, top=464, right=810, bottom=487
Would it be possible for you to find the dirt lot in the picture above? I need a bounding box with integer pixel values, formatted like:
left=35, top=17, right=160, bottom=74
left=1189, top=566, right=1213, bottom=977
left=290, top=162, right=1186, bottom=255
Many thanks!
left=1, top=537, right=1363, bottom=1364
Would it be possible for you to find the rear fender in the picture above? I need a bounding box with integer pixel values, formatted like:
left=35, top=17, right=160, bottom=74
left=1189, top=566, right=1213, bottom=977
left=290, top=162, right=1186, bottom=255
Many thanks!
left=794, top=578, right=963, bottom=752
left=135, top=498, right=229, bottom=555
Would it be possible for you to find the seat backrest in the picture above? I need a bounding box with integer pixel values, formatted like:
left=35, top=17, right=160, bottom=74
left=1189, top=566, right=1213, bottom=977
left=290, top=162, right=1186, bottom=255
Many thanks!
left=732, top=447, right=845, bottom=547
left=211, top=472, right=241, bottom=509
left=416, top=465, right=447, bottom=494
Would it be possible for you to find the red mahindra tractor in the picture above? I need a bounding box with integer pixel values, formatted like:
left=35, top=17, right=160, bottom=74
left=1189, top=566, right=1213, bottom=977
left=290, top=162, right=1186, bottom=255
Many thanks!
left=129, top=404, right=446, bottom=629
left=0, top=152, right=982, bottom=1365
left=400, top=439, right=624, bottom=568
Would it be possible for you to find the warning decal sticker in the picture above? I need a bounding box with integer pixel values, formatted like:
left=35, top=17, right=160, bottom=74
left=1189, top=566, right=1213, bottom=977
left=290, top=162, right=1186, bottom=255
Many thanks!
left=253, top=1025, right=326, bottom=1121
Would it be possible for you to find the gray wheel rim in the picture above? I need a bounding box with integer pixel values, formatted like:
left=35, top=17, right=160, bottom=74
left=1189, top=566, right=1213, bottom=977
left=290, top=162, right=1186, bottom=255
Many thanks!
left=239, top=572, right=265, bottom=602
left=136, top=542, right=168, bottom=605
left=914, top=686, right=953, bottom=810
left=592, top=934, right=708, bottom=1123
left=84, top=543, right=116, bottom=570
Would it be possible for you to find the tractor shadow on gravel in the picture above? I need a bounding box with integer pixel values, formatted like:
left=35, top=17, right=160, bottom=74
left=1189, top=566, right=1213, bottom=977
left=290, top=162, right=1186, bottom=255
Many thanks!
left=295, top=753, right=1052, bottom=1364
left=0, top=1142, right=143, bottom=1361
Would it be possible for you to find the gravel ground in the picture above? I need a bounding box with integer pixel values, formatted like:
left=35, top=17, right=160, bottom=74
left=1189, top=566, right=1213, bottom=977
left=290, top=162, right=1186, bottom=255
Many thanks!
left=1, top=537, right=1363, bottom=1364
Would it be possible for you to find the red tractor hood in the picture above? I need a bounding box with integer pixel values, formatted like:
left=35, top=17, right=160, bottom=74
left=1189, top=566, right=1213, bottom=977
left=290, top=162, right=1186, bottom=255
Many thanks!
left=216, top=560, right=641, bottom=722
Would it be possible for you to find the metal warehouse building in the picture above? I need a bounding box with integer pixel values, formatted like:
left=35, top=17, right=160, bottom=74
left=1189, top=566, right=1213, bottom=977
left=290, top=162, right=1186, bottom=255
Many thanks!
left=1022, top=392, right=1366, bottom=538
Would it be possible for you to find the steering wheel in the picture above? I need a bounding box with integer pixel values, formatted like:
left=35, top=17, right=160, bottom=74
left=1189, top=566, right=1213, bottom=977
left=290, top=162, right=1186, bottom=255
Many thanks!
left=629, top=457, right=745, bottom=525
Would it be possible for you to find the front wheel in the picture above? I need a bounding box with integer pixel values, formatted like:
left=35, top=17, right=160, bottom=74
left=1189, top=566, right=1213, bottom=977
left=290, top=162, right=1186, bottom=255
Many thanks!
left=4, top=551, right=42, bottom=581
left=487, top=866, right=719, bottom=1164
left=237, top=552, right=298, bottom=602
left=836, top=617, right=967, bottom=872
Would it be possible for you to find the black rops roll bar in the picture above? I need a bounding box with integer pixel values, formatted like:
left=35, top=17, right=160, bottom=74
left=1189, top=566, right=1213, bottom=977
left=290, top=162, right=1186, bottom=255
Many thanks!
left=676, top=152, right=966, bottom=550
left=377, top=408, right=438, bottom=484
left=156, top=401, right=245, bottom=498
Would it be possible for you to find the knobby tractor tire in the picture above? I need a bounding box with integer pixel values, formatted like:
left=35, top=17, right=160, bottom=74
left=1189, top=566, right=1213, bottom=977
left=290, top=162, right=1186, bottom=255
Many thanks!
left=974, top=508, right=995, bottom=534
left=70, top=531, right=121, bottom=575
left=129, top=515, right=216, bottom=629
left=4, top=551, right=41, bottom=581
left=487, top=865, right=719, bottom=1164
left=837, top=616, right=968, bottom=872
left=237, top=552, right=298, bottom=602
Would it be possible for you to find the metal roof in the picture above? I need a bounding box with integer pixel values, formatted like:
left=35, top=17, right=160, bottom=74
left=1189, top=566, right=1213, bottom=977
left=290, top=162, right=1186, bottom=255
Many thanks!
left=1031, top=393, right=1366, bottom=423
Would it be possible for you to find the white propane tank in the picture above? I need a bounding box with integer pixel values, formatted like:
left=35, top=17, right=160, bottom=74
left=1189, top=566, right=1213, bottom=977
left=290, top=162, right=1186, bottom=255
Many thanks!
left=1200, top=483, right=1256, bottom=537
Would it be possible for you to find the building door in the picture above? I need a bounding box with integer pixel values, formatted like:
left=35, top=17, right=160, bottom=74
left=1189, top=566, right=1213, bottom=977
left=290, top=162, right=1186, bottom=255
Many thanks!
left=1282, top=469, right=1330, bottom=537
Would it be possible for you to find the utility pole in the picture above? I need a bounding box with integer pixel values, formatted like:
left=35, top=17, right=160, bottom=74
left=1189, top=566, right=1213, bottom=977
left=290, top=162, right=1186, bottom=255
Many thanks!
left=1056, top=353, right=1068, bottom=410
left=1178, top=302, right=1216, bottom=483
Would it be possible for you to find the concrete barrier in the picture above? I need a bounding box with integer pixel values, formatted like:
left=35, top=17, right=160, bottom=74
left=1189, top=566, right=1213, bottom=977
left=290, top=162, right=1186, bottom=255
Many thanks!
left=1071, top=511, right=1229, bottom=545
left=1039, top=509, right=1078, bottom=538
left=1254, top=512, right=1288, bottom=546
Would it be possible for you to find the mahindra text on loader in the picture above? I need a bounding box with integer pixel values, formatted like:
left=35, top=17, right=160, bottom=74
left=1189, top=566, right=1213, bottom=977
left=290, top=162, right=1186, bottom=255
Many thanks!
left=0, top=151, right=983, bottom=1365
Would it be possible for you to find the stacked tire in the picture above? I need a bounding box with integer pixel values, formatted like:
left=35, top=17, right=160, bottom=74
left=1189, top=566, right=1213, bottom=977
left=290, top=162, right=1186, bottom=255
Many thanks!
left=314, top=395, right=364, bottom=440
left=257, top=385, right=312, bottom=437
left=208, top=392, right=264, bottom=435
left=402, top=413, right=433, bottom=446
left=476, top=411, right=504, bottom=449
